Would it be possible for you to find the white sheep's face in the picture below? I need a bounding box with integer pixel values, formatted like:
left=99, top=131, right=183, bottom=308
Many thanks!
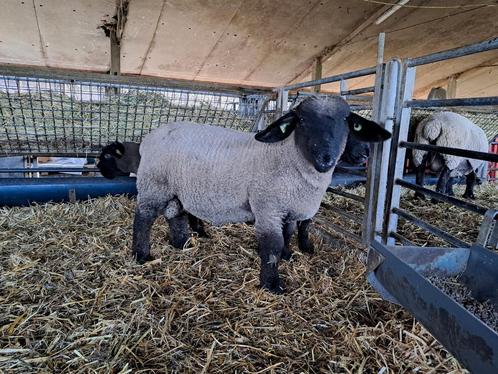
left=255, top=96, right=391, bottom=173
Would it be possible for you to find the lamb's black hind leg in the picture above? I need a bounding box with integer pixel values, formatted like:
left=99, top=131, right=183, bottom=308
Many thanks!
left=463, top=171, right=477, bottom=199
left=132, top=206, right=159, bottom=264
left=414, top=154, right=429, bottom=199
left=432, top=165, right=451, bottom=203
left=446, top=177, right=456, bottom=196
left=188, top=214, right=209, bottom=238
left=297, top=219, right=314, bottom=254
left=168, top=213, right=190, bottom=249
left=281, top=220, right=296, bottom=261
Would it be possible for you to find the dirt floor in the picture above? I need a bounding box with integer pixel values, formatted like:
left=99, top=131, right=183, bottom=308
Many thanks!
left=2, top=186, right=494, bottom=372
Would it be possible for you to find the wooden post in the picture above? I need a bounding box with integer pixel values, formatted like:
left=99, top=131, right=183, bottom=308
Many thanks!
left=312, top=57, right=322, bottom=93
left=110, top=30, right=120, bottom=77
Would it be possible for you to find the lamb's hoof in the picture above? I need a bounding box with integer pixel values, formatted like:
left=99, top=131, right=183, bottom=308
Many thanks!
left=196, top=230, right=210, bottom=239
left=413, top=192, right=425, bottom=200
left=134, top=253, right=154, bottom=264
left=170, top=237, right=189, bottom=249
left=281, top=248, right=292, bottom=261
left=462, top=193, right=475, bottom=200
left=261, top=280, right=285, bottom=295
left=430, top=198, right=440, bottom=204
left=299, top=241, right=315, bottom=254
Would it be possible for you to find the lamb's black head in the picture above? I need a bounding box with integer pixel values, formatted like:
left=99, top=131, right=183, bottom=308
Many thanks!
left=341, top=135, right=370, bottom=166
left=255, top=96, right=390, bottom=173
left=97, top=141, right=130, bottom=179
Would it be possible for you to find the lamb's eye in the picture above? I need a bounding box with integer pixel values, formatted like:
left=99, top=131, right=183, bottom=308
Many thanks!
left=280, top=123, right=290, bottom=133
left=299, top=117, right=305, bottom=123
left=353, top=123, right=362, bottom=131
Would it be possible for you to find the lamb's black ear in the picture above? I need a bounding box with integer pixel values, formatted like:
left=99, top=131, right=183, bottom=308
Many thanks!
left=255, top=111, right=297, bottom=143
left=347, top=112, right=391, bottom=142
left=106, top=141, right=126, bottom=158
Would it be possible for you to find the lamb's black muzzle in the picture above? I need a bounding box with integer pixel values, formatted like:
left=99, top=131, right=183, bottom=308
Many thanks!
left=314, top=153, right=336, bottom=173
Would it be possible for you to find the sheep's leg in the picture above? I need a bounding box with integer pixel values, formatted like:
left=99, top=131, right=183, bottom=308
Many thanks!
left=446, top=177, right=456, bottom=196
left=414, top=153, right=429, bottom=199
left=255, top=220, right=285, bottom=294
left=188, top=214, right=209, bottom=238
left=281, top=220, right=296, bottom=261
left=168, top=213, right=190, bottom=249
left=132, top=206, right=159, bottom=264
left=297, top=219, right=314, bottom=254
left=463, top=171, right=477, bottom=199
left=432, top=165, right=451, bottom=203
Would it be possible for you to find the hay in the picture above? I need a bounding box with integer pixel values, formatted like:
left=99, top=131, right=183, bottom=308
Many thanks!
left=427, top=277, right=498, bottom=332
left=0, top=196, right=467, bottom=373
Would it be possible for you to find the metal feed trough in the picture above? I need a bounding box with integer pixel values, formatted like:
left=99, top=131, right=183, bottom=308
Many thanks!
left=1, top=33, right=498, bottom=372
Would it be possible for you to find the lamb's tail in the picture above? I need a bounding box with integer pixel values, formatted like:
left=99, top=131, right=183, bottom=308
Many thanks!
left=421, top=118, right=442, bottom=142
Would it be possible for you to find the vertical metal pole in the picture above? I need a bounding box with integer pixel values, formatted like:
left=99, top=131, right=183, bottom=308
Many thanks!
left=362, top=32, right=386, bottom=245
left=382, top=64, right=417, bottom=244
left=340, top=79, right=347, bottom=99
left=276, top=88, right=288, bottom=117
left=363, top=60, right=399, bottom=244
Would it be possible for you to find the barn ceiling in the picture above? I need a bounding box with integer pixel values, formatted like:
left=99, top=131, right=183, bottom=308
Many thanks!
left=0, top=0, right=497, bottom=98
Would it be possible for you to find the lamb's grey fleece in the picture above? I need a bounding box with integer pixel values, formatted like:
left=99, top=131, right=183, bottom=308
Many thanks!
left=137, top=122, right=341, bottom=229
left=412, top=111, right=488, bottom=177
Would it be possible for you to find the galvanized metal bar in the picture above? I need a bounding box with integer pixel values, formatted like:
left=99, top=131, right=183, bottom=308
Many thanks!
left=278, top=66, right=376, bottom=92
left=405, top=96, right=498, bottom=108
left=388, top=231, right=416, bottom=246
left=335, top=165, right=367, bottom=176
left=341, top=86, right=375, bottom=96
left=0, top=64, right=270, bottom=96
left=314, top=216, right=362, bottom=243
left=0, top=167, right=95, bottom=173
left=400, top=142, right=498, bottom=163
left=321, top=202, right=363, bottom=224
left=396, top=179, right=488, bottom=215
left=369, top=241, right=498, bottom=373
left=326, top=187, right=365, bottom=203
left=393, top=207, right=470, bottom=248
left=382, top=64, right=416, bottom=244
left=406, top=36, right=498, bottom=67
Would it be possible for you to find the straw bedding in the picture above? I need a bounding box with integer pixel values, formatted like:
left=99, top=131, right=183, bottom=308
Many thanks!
left=0, top=195, right=470, bottom=373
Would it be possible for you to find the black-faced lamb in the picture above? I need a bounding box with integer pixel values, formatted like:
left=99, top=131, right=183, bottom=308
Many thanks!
left=412, top=111, right=488, bottom=199
left=132, top=96, right=390, bottom=293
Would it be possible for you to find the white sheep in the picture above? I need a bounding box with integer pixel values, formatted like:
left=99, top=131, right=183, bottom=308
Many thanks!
left=412, top=111, right=488, bottom=199
left=132, top=96, right=390, bottom=293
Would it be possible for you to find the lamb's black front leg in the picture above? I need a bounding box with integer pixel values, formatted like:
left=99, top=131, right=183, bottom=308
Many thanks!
left=281, top=220, right=296, bottom=261
left=256, top=222, right=285, bottom=294
left=414, top=153, right=429, bottom=199
left=188, top=214, right=209, bottom=238
left=297, top=219, right=314, bottom=254
left=463, top=170, right=477, bottom=199
left=132, top=206, right=159, bottom=263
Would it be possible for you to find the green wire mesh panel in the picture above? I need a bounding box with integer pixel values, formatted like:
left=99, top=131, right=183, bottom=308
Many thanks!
left=0, top=75, right=271, bottom=156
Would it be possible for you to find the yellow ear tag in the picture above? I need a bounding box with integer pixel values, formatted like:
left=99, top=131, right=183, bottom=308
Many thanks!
left=280, top=123, right=289, bottom=133
left=115, top=149, right=123, bottom=156
left=353, top=123, right=362, bottom=131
